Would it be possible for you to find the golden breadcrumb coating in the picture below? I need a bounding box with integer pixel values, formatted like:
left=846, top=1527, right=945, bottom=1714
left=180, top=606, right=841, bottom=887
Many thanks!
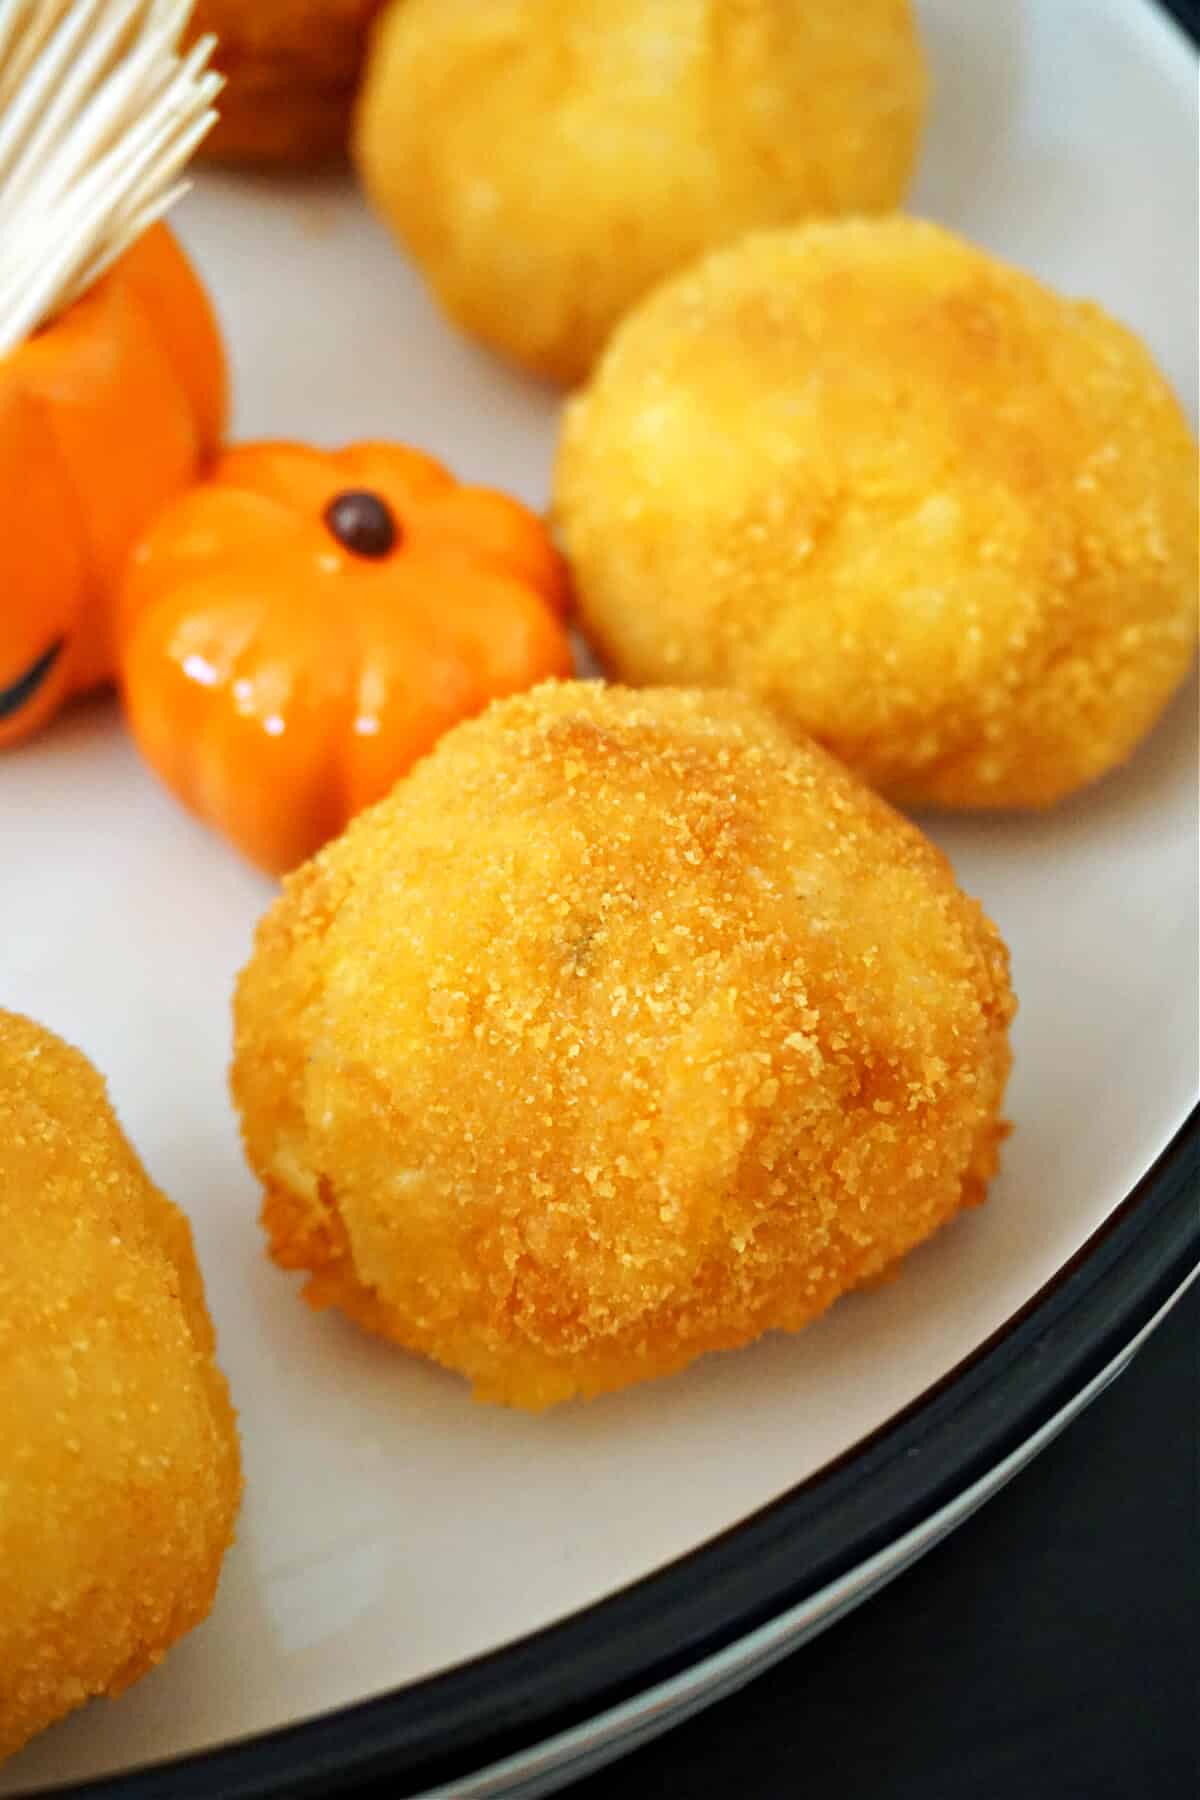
left=554, top=217, right=1199, bottom=808
left=0, top=1013, right=241, bottom=1764
left=189, top=1, right=384, bottom=164
left=354, top=0, right=927, bottom=382
left=233, top=681, right=1014, bottom=1410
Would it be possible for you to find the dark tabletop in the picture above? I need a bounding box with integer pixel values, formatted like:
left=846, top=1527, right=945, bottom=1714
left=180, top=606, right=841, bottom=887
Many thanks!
left=566, top=1277, right=1198, bottom=1800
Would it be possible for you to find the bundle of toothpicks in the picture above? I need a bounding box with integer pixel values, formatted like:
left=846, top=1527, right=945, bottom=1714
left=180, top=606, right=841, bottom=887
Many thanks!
left=0, top=0, right=222, bottom=356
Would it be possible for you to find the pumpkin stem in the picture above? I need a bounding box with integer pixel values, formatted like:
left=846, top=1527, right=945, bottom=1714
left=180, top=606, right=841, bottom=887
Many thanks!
left=324, top=490, right=400, bottom=560
left=0, top=0, right=223, bottom=356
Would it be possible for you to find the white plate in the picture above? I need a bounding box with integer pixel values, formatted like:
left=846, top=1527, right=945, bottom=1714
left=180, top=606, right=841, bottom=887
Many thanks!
left=1, top=1, right=1197, bottom=1795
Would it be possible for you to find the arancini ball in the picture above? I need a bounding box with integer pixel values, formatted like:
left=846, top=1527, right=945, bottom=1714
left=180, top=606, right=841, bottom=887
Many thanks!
left=0, top=1012, right=241, bottom=1763
left=353, top=0, right=928, bottom=383
left=554, top=217, right=1199, bottom=810
left=232, top=681, right=1014, bottom=1411
left=189, top=0, right=385, bottom=165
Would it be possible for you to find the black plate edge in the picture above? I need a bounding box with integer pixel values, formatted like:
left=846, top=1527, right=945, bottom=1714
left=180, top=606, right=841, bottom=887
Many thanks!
left=1158, top=0, right=1200, bottom=38
left=14, top=1, right=1197, bottom=1793
left=38, top=1098, right=1198, bottom=1800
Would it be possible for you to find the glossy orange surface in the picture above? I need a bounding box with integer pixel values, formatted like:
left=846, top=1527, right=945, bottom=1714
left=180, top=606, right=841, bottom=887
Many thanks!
left=0, top=226, right=227, bottom=748
left=118, top=441, right=573, bottom=873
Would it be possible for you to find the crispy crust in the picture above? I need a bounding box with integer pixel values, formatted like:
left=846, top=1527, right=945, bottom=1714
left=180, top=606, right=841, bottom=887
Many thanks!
left=0, top=1013, right=241, bottom=1762
left=554, top=216, right=1199, bottom=808
left=234, top=681, right=1015, bottom=1409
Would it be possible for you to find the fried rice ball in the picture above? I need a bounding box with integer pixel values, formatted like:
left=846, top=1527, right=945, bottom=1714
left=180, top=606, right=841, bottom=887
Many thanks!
left=353, top=0, right=927, bottom=383
left=555, top=217, right=1200, bottom=809
left=189, top=1, right=385, bottom=165
left=232, top=681, right=1014, bottom=1411
left=0, top=1012, right=241, bottom=1763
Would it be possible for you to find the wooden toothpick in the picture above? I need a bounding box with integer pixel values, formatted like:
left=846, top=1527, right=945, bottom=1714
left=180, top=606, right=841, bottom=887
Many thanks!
left=0, top=0, right=222, bottom=356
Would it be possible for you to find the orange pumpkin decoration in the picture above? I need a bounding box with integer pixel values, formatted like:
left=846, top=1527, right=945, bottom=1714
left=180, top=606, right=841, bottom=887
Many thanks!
left=118, top=441, right=574, bottom=873
left=0, top=224, right=226, bottom=749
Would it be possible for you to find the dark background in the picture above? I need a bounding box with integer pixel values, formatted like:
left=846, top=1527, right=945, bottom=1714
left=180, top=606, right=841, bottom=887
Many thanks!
left=1164, top=0, right=1200, bottom=41
left=567, top=1278, right=1198, bottom=1800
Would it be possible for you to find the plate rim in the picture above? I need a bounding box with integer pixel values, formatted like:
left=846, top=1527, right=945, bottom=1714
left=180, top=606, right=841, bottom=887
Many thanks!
left=15, top=1, right=1199, bottom=1795
left=56, top=1102, right=1196, bottom=1800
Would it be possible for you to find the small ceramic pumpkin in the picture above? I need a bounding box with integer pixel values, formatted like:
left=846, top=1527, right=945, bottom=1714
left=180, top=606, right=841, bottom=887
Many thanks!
left=0, top=224, right=227, bottom=749
left=118, top=441, right=574, bottom=873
